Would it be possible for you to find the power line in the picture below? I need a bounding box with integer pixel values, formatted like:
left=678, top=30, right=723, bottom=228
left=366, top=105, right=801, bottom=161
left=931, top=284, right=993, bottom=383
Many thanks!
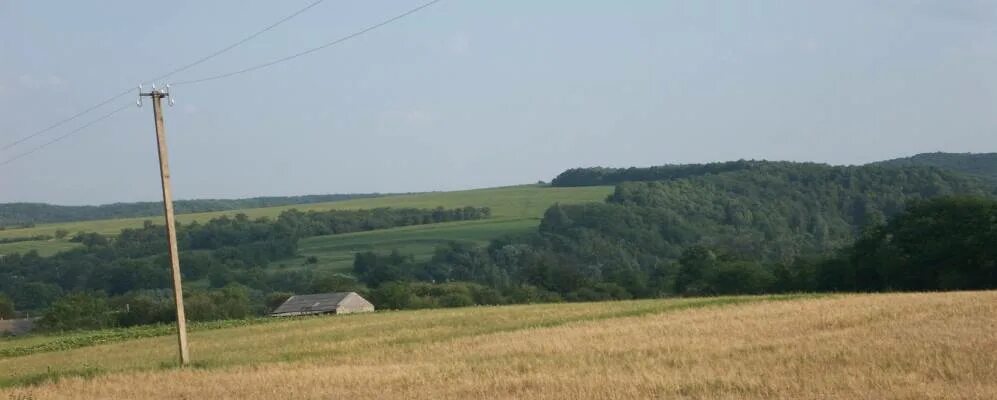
left=0, top=104, right=131, bottom=167
left=0, top=88, right=133, bottom=152
left=1, top=0, right=328, bottom=152
left=147, top=0, right=327, bottom=84
left=2, top=0, right=441, bottom=165
left=174, top=0, right=441, bottom=86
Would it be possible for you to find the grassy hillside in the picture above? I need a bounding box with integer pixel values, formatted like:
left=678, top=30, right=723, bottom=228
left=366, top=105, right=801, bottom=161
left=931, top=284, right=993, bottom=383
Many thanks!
left=1, top=291, right=994, bottom=399
left=0, top=185, right=612, bottom=259
left=0, top=239, right=79, bottom=257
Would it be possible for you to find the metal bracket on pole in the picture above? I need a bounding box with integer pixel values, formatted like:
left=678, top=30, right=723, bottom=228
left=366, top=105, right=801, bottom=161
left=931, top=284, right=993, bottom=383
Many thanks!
left=166, top=84, right=175, bottom=107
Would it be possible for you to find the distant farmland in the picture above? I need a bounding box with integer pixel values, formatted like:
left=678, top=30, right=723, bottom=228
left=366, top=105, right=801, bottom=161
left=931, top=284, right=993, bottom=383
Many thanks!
left=292, top=218, right=540, bottom=274
left=1, top=291, right=994, bottom=399
left=0, top=185, right=614, bottom=259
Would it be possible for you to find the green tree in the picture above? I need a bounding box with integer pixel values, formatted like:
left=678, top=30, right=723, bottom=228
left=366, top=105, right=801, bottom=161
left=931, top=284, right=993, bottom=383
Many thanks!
left=184, top=286, right=253, bottom=321
left=0, top=294, right=14, bottom=319
left=674, top=246, right=718, bottom=295
left=10, top=282, right=63, bottom=310
left=310, top=273, right=362, bottom=294
left=843, top=197, right=997, bottom=291
left=213, top=285, right=252, bottom=319
left=38, top=292, right=116, bottom=331
left=265, top=292, right=294, bottom=312
left=369, top=282, right=415, bottom=309
left=113, top=292, right=172, bottom=327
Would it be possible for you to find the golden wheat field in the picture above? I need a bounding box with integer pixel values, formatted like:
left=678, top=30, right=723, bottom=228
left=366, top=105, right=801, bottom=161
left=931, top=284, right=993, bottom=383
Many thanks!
left=2, top=291, right=996, bottom=399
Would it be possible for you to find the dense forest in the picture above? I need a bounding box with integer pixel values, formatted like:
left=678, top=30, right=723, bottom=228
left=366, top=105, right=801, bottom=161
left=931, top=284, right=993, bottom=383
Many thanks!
left=584, top=164, right=988, bottom=262
left=550, top=160, right=765, bottom=187
left=344, top=196, right=997, bottom=309
left=0, top=193, right=392, bottom=228
left=873, top=152, right=997, bottom=184
left=350, top=164, right=996, bottom=307
left=551, top=152, right=997, bottom=188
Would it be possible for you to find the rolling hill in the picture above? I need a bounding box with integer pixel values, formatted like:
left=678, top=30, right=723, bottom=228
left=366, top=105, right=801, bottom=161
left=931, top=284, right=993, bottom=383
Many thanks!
left=0, top=185, right=613, bottom=260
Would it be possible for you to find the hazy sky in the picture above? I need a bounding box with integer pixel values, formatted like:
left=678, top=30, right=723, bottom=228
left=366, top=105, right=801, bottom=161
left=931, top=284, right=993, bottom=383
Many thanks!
left=1, top=1, right=995, bottom=205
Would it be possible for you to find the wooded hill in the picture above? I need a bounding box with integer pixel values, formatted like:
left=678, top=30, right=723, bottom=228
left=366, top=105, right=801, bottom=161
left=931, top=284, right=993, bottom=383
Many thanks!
left=872, top=152, right=997, bottom=184
left=584, top=163, right=990, bottom=261
left=350, top=162, right=995, bottom=306
left=551, top=152, right=997, bottom=188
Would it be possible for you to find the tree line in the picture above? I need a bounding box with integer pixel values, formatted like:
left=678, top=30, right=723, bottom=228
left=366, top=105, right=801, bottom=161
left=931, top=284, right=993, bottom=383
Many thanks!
left=871, top=152, right=997, bottom=184
left=0, top=206, right=489, bottom=329
left=0, top=193, right=392, bottom=228
left=550, top=160, right=767, bottom=187
left=343, top=164, right=995, bottom=307
left=345, top=196, right=997, bottom=308
left=550, top=154, right=997, bottom=189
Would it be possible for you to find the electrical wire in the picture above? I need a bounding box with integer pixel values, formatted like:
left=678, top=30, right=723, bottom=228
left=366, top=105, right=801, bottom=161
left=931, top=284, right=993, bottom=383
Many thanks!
left=1, top=0, right=441, bottom=166
left=0, top=104, right=131, bottom=167
left=173, top=0, right=441, bottom=86
left=1, top=0, right=328, bottom=152
left=147, top=0, right=327, bottom=84
left=0, top=88, right=133, bottom=152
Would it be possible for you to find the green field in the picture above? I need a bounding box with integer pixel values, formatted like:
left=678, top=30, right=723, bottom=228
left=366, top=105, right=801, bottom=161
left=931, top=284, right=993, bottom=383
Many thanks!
left=292, top=218, right=539, bottom=273
left=0, top=185, right=613, bottom=259
left=0, top=239, right=79, bottom=257
left=1, top=291, right=994, bottom=399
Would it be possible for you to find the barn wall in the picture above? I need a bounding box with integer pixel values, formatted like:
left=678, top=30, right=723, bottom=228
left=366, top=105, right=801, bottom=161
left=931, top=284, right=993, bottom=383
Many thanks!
left=337, top=293, right=375, bottom=314
left=0, top=318, right=35, bottom=335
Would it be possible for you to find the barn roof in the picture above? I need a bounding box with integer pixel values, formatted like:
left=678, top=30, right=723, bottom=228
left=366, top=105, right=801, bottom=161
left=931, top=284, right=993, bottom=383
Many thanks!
left=271, top=292, right=353, bottom=315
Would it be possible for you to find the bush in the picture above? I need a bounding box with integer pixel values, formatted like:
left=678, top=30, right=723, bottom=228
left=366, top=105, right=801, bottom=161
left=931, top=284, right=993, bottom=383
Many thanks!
left=470, top=287, right=507, bottom=305
left=113, top=292, right=174, bottom=327
left=438, top=293, right=474, bottom=307
left=505, top=285, right=562, bottom=304
left=184, top=286, right=253, bottom=322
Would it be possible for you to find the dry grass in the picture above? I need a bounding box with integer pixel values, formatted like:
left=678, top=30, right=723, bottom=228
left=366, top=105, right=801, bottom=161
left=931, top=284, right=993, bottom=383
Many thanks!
left=3, top=292, right=996, bottom=399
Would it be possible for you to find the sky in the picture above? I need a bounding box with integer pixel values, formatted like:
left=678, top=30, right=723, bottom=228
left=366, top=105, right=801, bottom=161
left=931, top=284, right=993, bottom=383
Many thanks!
left=1, top=0, right=995, bottom=205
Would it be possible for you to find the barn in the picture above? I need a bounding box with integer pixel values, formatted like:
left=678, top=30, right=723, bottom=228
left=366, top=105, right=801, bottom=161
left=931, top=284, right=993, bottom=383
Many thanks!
left=270, top=292, right=375, bottom=317
left=0, top=318, right=35, bottom=336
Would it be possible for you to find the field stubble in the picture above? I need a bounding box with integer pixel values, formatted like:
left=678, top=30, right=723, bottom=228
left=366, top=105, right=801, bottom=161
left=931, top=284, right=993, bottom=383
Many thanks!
left=2, top=291, right=995, bottom=399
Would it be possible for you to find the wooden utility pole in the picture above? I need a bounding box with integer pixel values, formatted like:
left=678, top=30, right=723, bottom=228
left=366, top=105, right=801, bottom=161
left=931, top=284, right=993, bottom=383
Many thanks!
left=139, top=84, right=190, bottom=366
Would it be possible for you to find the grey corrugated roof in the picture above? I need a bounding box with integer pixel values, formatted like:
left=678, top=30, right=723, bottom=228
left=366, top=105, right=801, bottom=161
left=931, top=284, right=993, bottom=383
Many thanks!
left=271, top=292, right=352, bottom=315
